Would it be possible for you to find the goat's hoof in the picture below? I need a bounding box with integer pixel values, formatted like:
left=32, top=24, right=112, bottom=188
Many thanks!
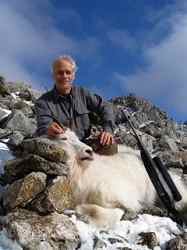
left=120, top=210, right=137, bottom=221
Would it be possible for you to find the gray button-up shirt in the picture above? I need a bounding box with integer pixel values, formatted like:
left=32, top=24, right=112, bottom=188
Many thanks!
left=35, top=85, right=115, bottom=140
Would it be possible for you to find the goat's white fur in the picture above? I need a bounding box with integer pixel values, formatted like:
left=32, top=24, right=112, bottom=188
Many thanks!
left=56, top=129, right=187, bottom=228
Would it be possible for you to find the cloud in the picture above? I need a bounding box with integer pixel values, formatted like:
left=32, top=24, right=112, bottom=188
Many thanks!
left=114, top=11, right=187, bottom=119
left=0, top=1, right=100, bottom=90
left=107, top=29, right=137, bottom=51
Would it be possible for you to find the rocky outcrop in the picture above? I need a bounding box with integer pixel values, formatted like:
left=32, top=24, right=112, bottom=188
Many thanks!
left=166, top=233, right=187, bottom=250
left=0, top=209, right=80, bottom=250
left=111, top=94, right=187, bottom=171
left=1, top=154, right=69, bottom=185
left=2, top=172, right=47, bottom=211
left=0, top=137, right=73, bottom=214
left=0, top=77, right=186, bottom=249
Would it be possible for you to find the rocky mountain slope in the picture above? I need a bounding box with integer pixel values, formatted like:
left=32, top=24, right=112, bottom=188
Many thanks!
left=0, top=76, right=186, bottom=250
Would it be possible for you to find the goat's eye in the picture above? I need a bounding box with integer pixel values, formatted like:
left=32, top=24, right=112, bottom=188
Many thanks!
left=61, top=137, right=67, bottom=141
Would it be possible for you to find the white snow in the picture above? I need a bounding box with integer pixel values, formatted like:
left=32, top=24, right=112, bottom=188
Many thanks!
left=10, top=92, right=34, bottom=106
left=139, top=121, right=155, bottom=129
left=0, top=108, right=11, bottom=121
left=73, top=214, right=182, bottom=250
left=10, top=93, right=17, bottom=100
left=0, top=140, right=9, bottom=151
left=0, top=229, right=22, bottom=250
left=0, top=210, right=184, bottom=249
left=0, top=140, right=14, bottom=175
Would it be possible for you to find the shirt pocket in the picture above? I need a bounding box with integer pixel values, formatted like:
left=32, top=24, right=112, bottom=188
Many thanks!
left=74, top=100, right=90, bottom=130
left=74, top=99, right=89, bottom=115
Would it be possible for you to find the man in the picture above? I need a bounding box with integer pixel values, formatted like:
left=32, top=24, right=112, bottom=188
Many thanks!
left=35, top=55, right=115, bottom=146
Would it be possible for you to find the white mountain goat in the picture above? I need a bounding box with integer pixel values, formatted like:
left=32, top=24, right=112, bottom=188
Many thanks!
left=55, top=129, right=187, bottom=228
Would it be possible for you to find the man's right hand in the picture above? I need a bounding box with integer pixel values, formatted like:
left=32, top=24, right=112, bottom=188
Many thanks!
left=47, top=122, right=65, bottom=138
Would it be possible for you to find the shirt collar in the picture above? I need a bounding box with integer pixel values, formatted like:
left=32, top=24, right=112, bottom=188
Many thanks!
left=52, top=85, right=75, bottom=100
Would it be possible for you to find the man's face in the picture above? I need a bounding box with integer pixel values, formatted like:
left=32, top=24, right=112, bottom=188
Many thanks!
left=53, top=60, right=75, bottom=94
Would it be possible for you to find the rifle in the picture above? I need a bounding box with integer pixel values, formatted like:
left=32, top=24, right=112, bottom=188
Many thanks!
left=121, top=109, right=184, bottom=225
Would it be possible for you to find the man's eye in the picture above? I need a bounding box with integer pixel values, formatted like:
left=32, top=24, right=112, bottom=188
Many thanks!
left=57, top=70, right=72, bottom=75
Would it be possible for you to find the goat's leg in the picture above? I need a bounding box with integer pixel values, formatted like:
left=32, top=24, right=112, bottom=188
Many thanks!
left=75, top=204, right=124, bottom=229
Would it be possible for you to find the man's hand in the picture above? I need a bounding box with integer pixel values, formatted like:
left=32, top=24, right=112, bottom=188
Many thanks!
left=100, top=131, right=114, bottom=146
left=47, top=122, right=65, bottom=138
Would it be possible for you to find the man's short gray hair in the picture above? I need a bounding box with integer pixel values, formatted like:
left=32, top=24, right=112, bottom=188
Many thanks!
left=52, top=55, right=78, bottom=72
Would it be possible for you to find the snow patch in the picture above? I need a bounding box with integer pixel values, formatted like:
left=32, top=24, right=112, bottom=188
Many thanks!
left=74, top=214, right=182, bottom=250
left=0, top=229, right=22, bottom=250
left=0, top=108, right=11, bottom=121
left=0, top=142, right=14, bottom=184
left=10, top=93, right=17, bottom=99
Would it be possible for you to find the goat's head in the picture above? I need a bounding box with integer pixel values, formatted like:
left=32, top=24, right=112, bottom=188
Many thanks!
left=56, top=128, right=94, bottom=170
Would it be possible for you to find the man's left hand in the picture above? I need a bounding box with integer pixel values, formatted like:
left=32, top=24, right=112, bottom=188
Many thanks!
left=100, top=131, right=114, bottom=145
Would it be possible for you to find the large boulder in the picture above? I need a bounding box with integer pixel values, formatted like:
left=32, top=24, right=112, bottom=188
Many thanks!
left=2, top=172, right=47, bottom=211
left=29, top=176, right=74, bottom=214
left=158, top=135, right=179, bottom=152
left=111, top=94, right=178, bottom=139
left=166, top=233, right=187, bottom=250
left=0, top=209, right=80, bottom=250
left=6, top=110, right=36, bottom=136
left=2, top=154, right=69, bottom=185
left=20, top=137, right=68, bottom=163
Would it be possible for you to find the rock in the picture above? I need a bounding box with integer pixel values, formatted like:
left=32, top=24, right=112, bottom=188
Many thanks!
left=182, top=137, right=187, bottom=149
left=0, top=209, right=80, bottom=250
left=0, top=76, right=5, bottom=85
left=19, top=88, right=42, bottom=102
left=24, top=241, right=54, bottom=250
left=112, top=94, right=167, bottom=122
left=29, top=176, right=74, bottom=214
left=0, top=128, right=12, bottom=138
left=0, top=96, right=16, bottom=112
left=141, top=205, right=168, bottom=217
left=158, top=151, right=184, bottom=168
left=159, top=135, right=179, bottom=152
left=20, top=137, right=68, bottom=163
left=8, top=131, right=24, bottom=146
left=112, top=94, right=178, bottom=139
left=139, top=121, right=162, bottom=138
left=1, top=154, right=69, bottom=185
left=166, top=234, right=187, bottom=250
left=6, top=81, right=31, bottom=93
left=2, top=172, right=47, bottom=211
left=6, top=110, right=36, bottom=136
left=93, top=236, right=107, bottom=249
left=18, top=89, right=32, bottom=101
left=176, top=151, right=187, bottom=167
left=13, top=100, right=34, bottom=117
left=0, top=78, right=10, bottom=97
left=116, top=129, right=138, bottom=149
left=115, top=126, right=155, bottom=152
left=138, top=232, right=159, bottom=249
left=141, top=133, right=155, bottom=152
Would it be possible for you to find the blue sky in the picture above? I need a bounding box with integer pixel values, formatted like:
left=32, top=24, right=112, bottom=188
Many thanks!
left=0, top=0, right=186, bottom=121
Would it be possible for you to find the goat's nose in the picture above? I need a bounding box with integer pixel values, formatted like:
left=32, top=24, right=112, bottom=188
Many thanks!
left=85, top=148, right=93, bottom=156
